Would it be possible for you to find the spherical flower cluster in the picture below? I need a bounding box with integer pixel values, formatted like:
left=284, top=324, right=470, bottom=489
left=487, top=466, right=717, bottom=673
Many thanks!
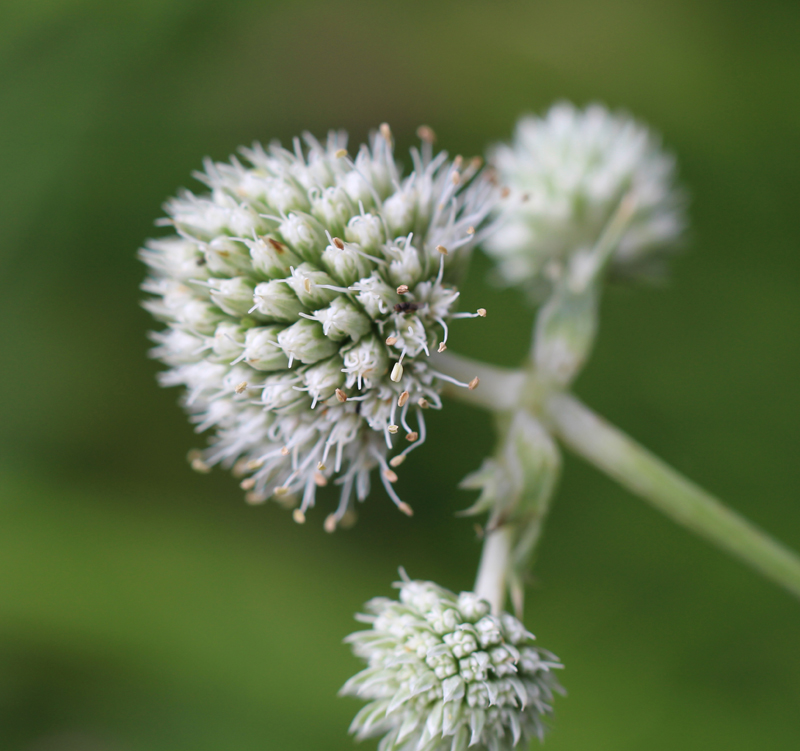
left=342, top=576, right=562, bottom=751
left=484, top=102, right=685, bottom=294
left=140, top=125, right=494, bottom=528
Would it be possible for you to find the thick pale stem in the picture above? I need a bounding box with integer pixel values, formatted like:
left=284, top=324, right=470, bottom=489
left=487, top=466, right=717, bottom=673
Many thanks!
left=545, top=391, right=800, bottom=600
left=474, top=525, right=514, bottom=614
left=527, top=192, right=636, bottom=363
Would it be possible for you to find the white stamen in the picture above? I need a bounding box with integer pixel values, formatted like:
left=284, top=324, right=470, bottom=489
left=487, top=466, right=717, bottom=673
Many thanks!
left=450, top=310, right=485, bottom=319
left=435, top=316, right=449, bottom=345
left=429, top=369, right=471, bottom=389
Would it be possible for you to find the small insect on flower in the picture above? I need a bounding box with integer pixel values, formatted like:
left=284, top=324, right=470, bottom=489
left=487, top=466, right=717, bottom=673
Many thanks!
left=342, top=573, right=563, bottom=751
left=140, top=125, right=496, bottom=527
left=485, top=102, right=685, bottom=296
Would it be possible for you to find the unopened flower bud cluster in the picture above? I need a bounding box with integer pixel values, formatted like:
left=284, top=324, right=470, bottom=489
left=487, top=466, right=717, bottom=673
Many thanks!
left=141, top=126, right=494, bottom=527
left=485, top=102, right=684, bottom=295
left=342, top=577, right=562, bottom=751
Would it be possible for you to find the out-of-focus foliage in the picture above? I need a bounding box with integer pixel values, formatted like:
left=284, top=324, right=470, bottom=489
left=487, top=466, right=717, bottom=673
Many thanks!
left=1, top=1, right=799, bottom=749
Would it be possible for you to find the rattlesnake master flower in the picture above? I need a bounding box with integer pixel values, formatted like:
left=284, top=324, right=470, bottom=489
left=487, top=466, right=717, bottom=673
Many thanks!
left=342, top=576, right=562, bottom=751
left=141, top=125, right=494, bottom=528
left=485, top=102, right=685, bottom=295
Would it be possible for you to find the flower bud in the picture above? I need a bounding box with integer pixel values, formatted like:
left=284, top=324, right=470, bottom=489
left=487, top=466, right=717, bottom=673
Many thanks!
left=312, top=297, right=371, bottom=342
left=342, top=335, right=388, bottom=389
left=159, top=360, right=226, bottom=395
left=343, top=576, right=562, bottom=751
left=209, top=276, right=256, bottom=317
left=485, top=102, right=685, bottom=295
left=191, top=307, right=230, bottom=341
left=251, top=280, right=305, bottom=322
left=221, top=363, right=259, bottom=400
left=166, top=195, right=230, bottom=240
left=204, top=237, right=254, bottom=277
left=340, top=169, right=377, bottom=209
left=148, top=327, right=204, bottom=365
left=388, top=314, right=430, bottom=358
left=345, top=212, right=385, bottom=253
left=138, top=237, right=208, bottom=281
left=321, top=240, right=374, bottom=286
left=216, top=194, right=264, bottom=237
left=387, top=241, right=423, bottom=287
left=242, top=326, right=290, bottom=371
left=260, top=372, right=307, bottom=412
left=278, top=212, right=328, bottom=264
left=382, top=186, right=416, bottom=236
left=357, top=390, right=394, bottom=433
left=263, top=176, right=310, bottom=214
left=355, top=142, right=393, bottom=198
left=456, top=592, right=491, bottom=622
left=286, top=263, right=339, bottom=308
left=290, top=153, right=335, bottom=191
left=277, top=319, right=339, bottom=365
left=354, top=271, right=400, bottom=318
left=210, top=321, right=247, bottom=363
left=301, top=356, right=345, bottom=403
left=140, top=279, right=192, bottom=320
left=247, top=235, right=302, bottom=279
left=310, top=185, right=354, bottom=236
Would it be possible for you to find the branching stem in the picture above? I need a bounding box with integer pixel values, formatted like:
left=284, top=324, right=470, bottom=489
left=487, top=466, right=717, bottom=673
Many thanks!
left=544, top=391, right=800, bottom=600
left=436, top=350, right=800, bottom=603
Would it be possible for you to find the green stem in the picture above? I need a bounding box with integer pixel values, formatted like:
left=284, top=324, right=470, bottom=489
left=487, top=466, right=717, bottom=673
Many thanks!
left=544, top=391, right=800, bottom=600
left=527, top=192, right=637, bottom=363
left=474, top=524, right=514, bottom=614
left=434, top=349, right=800, bottom=600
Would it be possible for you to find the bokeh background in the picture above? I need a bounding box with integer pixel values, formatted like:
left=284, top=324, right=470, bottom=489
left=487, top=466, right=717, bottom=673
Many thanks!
left=2, top=1, right=800, bottom=749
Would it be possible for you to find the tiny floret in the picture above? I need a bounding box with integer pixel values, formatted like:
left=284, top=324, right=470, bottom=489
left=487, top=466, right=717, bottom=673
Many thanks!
left=485, top=102, right=685, bottom=294
left=342, top=575, right=563, bottom=751
left=141, top=126, right=497, bottom=526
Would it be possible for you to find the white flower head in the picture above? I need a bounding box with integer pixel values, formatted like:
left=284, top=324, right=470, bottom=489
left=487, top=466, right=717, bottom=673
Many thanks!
left=342, top=574, right=563, bottom=751
left=141, top=125, right=496, bottom=527
left=485, top=102, right=685, bottom=295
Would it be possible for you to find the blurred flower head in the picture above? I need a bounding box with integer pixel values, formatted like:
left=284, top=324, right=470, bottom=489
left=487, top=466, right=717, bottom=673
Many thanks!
left=485, top=102, right=685, bottom=296
left=140, top=125, right=494, bottom=528
left=342, top=574, right=562, bottom=751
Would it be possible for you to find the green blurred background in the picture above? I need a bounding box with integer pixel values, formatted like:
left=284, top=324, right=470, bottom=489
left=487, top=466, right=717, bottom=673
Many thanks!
left=2, top=0, right=799, bottom=749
